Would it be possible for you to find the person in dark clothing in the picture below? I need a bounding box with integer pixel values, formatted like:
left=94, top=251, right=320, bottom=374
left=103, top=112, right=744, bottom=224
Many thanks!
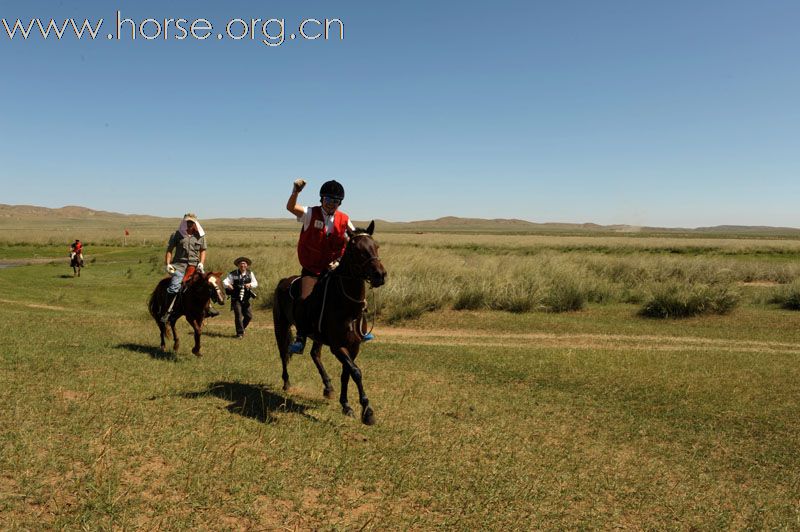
left=223, top=256, right=259, bottom=338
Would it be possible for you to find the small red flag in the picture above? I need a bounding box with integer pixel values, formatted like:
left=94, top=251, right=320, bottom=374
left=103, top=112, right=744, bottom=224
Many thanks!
left=124, top=229, right=130, bottom=236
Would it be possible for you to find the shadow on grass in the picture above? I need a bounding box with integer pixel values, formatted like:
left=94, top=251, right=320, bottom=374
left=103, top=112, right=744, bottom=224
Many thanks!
left=58, top=274, right=75, bottom=279
left=180, top=381, right=317, bottom=423
left=116, top=342, right=177, bottom=361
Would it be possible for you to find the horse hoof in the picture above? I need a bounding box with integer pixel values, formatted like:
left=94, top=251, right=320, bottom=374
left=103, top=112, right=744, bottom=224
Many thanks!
left=323, top=388, right=335, bottom=399
left=342, top=406, right=355, bottom=418
left=361, top=407, right=376, bottom=426
left=192, top=349, right=202, bottom=357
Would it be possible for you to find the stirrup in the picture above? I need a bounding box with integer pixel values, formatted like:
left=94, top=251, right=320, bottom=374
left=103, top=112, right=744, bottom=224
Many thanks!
left=288, top=336, right=306, bottom=354
left=160, top=293, right=178, bottom=323
left=362, top=332, right=374, bottom=342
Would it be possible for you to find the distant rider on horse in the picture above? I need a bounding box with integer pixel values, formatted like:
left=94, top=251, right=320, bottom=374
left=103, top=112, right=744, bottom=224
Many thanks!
left=69, top=239, right=84, bottom=263
left=160, top=213, right=218, bottom=323
left=285, top=178, right=372, bottom=354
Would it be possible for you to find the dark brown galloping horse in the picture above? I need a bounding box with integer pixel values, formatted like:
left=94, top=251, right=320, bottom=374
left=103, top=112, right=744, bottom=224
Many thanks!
left=148, top=271, right=226, bottom=356
left=273, top=221, right=387, bottom=425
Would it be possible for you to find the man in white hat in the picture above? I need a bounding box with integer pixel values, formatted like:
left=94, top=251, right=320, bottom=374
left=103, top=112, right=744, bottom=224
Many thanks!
left=222, top=256, right=259, bottom=338
left=160, top=213, right=210, bottom=323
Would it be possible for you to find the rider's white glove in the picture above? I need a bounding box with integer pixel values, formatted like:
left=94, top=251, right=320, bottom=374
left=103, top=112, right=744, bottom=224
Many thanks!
left=166, top=264, right=176, bottom=274
left=196, top=263, right=205, bottom=273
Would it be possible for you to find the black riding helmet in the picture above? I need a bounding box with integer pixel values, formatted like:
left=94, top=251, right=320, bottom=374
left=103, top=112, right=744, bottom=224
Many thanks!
left=319, top=180, right=345, bottom=202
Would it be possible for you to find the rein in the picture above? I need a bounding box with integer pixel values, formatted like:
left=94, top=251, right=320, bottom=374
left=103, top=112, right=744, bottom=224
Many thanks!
left=313, top=232, right=382, bottom=340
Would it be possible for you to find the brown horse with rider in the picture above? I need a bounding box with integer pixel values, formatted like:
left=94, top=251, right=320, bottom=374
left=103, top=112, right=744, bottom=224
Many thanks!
left=148, top=269, right=226, bottom=356
left=273, top=221, right=386, bottom=425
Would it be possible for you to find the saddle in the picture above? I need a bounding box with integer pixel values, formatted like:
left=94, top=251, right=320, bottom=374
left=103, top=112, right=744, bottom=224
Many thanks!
left=289, top=274, right=331, bottom=335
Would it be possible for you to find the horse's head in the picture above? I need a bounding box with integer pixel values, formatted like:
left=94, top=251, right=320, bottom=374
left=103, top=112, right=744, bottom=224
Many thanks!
left=343, top=221, right=387, bottom=287
left=204, top=272, right=226, bottom=305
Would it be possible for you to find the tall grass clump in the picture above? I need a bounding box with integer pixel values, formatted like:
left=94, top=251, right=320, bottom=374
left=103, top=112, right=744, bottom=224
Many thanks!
left=539, top=261, right=590, bottom=312
left=768, top=280, right=800, bottom=310
left=380, top=258, right=455, bottom=323
left=485, top=277, right=543, bottom=313
left=542, top=278, right=585, bottom=312
left=639, top=281, right=740, bottom=318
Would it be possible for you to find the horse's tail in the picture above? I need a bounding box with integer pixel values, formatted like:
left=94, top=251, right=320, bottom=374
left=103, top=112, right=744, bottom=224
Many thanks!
left=148, top=278, right=170, bottom=321
left=273, top=277, right=297, bottom=353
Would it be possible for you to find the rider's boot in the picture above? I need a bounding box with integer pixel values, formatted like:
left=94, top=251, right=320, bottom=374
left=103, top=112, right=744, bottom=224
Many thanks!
left=160, top=293, right=178, bottom=323
left=288, top=333, right=306, bottom=355
left=359, top=315, right=374, bottom=342
left=205, top=304, right=220, bottom=318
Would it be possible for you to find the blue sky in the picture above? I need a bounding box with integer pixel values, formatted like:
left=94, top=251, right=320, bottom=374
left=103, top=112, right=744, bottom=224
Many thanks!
left=1, top=1, right=798, bottom=227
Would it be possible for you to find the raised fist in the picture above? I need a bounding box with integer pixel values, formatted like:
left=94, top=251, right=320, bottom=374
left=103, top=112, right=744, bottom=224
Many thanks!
left=293, top=178, right=307, bottom=193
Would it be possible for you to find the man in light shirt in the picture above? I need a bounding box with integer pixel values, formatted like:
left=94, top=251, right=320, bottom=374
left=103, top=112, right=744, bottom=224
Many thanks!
left=222, top=257, right=258, bottom=338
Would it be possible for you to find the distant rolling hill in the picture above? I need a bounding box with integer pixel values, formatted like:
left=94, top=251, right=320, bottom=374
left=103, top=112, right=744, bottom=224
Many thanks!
left=1, top=204, right=799, bottom=236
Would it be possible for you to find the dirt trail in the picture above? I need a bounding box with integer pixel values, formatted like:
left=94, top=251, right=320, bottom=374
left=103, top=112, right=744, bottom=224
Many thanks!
left=4, top=294, right=797, bottom=355
left=227, top=322, right=800, bottom=355
left=0, top=298, right=67, bottom=311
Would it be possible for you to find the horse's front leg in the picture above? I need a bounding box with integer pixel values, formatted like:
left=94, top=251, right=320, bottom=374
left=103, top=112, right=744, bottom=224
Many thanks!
left=189, top=316, right=202, bottom=357
left=309, top=341, right=334, bottom=399
left=157, top=321, right=167, bottom=352
left=169, top=319, right=179, bottom=351
left=339, top=364, right=354, bottom=417
left=332, top=344, right=375, bottom=425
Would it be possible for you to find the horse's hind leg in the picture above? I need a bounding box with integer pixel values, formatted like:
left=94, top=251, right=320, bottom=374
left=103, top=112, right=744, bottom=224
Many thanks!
left=309, top=341, right=334, bottom=399
left=273, top=305, right=292, bottom=391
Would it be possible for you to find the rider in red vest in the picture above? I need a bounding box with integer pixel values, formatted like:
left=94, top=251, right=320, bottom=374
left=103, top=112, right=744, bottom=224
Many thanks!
left=69, top=239, right=83, bottom=262
left=286, top=178, right=361, bottom=354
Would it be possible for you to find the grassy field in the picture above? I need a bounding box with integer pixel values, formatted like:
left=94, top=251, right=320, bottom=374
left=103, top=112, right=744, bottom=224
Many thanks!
left=2, top=222, right=800, bottom=529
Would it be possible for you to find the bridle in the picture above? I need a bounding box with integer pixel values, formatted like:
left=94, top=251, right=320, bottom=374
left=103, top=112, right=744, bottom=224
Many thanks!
left=340, top=234, right=382, bottom=283
left=200, top=274, right=225, bottom=304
